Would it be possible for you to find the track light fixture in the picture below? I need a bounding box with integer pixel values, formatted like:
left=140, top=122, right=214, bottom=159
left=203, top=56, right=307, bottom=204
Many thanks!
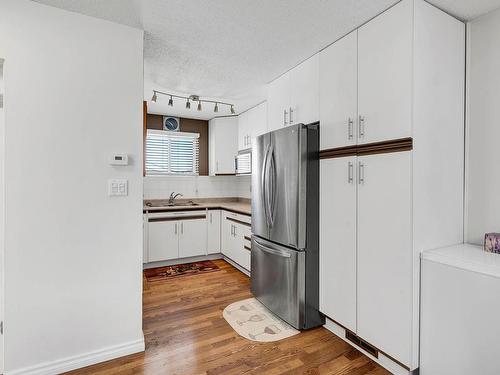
left=150, top=90, right=235, bottom=114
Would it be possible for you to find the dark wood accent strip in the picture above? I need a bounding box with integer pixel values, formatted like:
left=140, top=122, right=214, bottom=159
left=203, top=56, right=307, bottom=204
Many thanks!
left=149, top=215, right=206, bottom=222
left=319, top=137, right=413, bottom=159
left=226, top=217, right=251, bottom=227
left=244, top=245, right=251, bottom=252
left=215, top=173, right=236, bottom=176
left=244, top=236, right=251, bottom=241
left=356, top=137, right=413, bottom=156
left=224, top=207, right=251, bottom=216
left=319, top=145, right=357, bottom=159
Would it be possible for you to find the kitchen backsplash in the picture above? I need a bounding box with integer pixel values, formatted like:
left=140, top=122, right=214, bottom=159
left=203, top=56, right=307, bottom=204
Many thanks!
left=143, top=175, right=251, bottom=200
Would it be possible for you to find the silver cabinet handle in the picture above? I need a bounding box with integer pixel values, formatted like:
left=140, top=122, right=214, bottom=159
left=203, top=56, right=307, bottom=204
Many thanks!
left=359, top=115, right=365, bottom=138
left=348, top=161, right=353, bottom=184
left=233, top=225, right=237, bottom=237
left=181, top=222, right=183, bottom=234
left=358, top=162, right=365, bottom=184
left=289, top=107, right=294, bottom=124
left=348, top=118, right=354, bottom=140
left=210, top=212, right=213, bottom=224
left=174, top=223, right=178, bottom=234
left=284, top=109, right=288, bottom=125
left=230, top=224, right=234, bottom=236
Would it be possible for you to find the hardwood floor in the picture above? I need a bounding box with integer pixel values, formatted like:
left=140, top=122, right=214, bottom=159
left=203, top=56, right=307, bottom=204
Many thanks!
left=66, top=260, right=390, bottom=375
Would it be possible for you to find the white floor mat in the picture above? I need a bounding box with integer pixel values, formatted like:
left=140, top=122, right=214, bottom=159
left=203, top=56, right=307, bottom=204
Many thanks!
left=223, top=297, right=300, bottom=342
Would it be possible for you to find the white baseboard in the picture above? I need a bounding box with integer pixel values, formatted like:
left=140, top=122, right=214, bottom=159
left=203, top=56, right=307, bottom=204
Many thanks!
left=7, top=338, right=145, bottom=375
left=222, top=256, right=250, bottom=276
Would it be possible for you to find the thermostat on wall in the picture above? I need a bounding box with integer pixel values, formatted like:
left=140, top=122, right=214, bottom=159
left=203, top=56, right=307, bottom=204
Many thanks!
left=109, top=154, right=129, bottom=166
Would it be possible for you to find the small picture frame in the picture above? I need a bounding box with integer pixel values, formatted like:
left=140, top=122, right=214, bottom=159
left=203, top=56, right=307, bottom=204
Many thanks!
left=484, top=233, right=500, bottom=254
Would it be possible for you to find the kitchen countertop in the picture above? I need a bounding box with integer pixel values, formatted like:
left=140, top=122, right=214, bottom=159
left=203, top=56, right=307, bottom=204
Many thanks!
left=143, top=197, right=251, bottom=216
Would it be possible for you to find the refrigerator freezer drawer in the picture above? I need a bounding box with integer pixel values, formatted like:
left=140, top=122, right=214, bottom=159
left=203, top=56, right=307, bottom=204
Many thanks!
left=251, top=236, right=305, bottom=329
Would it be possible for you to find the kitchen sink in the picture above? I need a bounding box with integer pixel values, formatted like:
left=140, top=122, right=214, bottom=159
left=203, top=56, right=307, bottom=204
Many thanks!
left=144, top=200, right=199, bottom=208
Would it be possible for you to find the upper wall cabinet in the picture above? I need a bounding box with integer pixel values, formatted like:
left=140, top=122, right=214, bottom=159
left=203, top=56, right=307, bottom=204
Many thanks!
left=268, top=55, right=319, bottom=131
left=319, top=31, right=358, bottom=150
left=209, top=117, right=238, bottom=175
left=320, top=0, right=412, bottom=149
left=238, top=101, right=267, bottom=151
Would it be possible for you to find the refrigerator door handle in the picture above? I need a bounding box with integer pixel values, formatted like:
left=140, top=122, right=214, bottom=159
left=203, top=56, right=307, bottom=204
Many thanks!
left=261, top=144, right=271, bottom=227
left=253, top=238, right=291, bottom=258
left=268, top=147, right=277, bottom=227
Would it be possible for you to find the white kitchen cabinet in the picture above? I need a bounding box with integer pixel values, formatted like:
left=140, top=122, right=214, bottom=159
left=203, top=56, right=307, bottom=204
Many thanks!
left=209, top=117, right=238, bottom=175
left=289, top=54, right=319, bottom=126
left=267, top=72, right=290, bottom=132
left=319, top=157, right=357, bottom=332
left=319, top=31, right=357, bottom=150
left=207, top=209, right=221, bottom=254
left=221, top=210, right=252, bottom=272
left=178, top=218, right=207, bottom=258
left=148, top=219, right=179, bottom=262
left=357, top=0, right=412, bottom=145
left=319, top=1, right=465, bottom=371
left=238, top=110, right=250, bottom=151
left=239, top=101, right=268, bottom=151
left=268, top=55, right=319, bottom=130
left=146, top=211, right=207, bottom=263
left=356, top=152, right=412, bottom=365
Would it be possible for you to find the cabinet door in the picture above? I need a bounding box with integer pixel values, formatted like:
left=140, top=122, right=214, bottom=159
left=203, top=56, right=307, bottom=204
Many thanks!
left=290, top=54, right=319, bottom=126
left=148, top=220, right=178, bottom=262
left=207, top=210, right=221, bottom=254
left=238, top=111, right=249, bottom=151
left=320, top=31, right=358, bottom=150
left=178, top=218, right=207, bottom=258
left=251, top=101, right=268, bottom=140
left=358, top=0, right=412, bottom=144
left=212, top=117, right=238, bottom=174
left=357, top=151, right=412, bottom=365
left=267, top=72, right=290, bottom=131
left=232, top=222, right=251, bottom=271
left=221, top=214, right=234, bottom=257
left=320, top=157, right=357, bottom=332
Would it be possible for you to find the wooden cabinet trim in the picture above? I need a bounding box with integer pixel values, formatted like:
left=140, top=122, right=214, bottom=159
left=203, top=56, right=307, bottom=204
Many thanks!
left=319, top=137, right=413, bottom=159
left=244, top=245, right=251, bottom=252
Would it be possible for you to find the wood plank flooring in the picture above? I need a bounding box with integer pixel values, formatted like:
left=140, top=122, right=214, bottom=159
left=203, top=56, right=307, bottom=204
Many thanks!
left=66, top=260, right=390, bottom=375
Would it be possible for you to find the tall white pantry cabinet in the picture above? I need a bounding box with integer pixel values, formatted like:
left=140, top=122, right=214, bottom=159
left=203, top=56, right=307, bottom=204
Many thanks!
left=319, top=0, right=465, bottom=373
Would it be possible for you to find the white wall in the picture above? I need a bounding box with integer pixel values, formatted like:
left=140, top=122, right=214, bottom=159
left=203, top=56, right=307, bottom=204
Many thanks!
left=144, top=175, right=251, bottom=200
left=0, top=1, right=144, bottom=373
left=467, top=7, right=500, bottom=244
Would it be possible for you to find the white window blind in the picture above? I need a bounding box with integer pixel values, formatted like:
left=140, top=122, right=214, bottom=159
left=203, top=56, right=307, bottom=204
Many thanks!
left=145, top=129, right=200, bottom=175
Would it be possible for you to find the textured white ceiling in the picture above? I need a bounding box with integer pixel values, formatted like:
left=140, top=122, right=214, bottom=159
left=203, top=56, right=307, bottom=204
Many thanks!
left=32, top=0, right=500, bottom=119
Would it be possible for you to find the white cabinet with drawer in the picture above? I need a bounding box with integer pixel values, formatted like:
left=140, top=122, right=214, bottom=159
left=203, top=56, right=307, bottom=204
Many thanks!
left=207, top=209, right=221, bottom=254
left=221, top=210, right=252, bottom=271
left=146, top=211, right=207, bottom=262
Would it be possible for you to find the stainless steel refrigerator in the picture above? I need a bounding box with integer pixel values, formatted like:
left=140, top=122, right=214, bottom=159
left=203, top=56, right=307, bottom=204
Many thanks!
left=251, top=122, right=324, bottom=330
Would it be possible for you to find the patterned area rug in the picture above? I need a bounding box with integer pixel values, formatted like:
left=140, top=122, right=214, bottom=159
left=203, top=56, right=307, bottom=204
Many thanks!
left=144, top=260, right=220, bottom=281
left=223, top=298, right=300, bottom=342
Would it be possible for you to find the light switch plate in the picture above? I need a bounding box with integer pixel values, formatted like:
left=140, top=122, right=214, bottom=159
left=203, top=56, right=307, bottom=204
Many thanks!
left=108, top=179, right=128, bottom=196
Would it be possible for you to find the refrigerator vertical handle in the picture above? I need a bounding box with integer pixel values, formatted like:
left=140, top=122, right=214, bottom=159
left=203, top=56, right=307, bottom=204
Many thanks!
left=268, top=147, right=276, bottom=227
left=261, top=145, right=271, bottom=227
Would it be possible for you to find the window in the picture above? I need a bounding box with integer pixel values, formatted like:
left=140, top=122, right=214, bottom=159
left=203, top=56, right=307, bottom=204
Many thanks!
left=145, top=129, right=200, bottom=175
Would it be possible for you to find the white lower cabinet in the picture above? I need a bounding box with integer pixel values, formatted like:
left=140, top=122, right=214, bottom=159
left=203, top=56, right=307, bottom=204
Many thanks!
left=148, top=219, right=180, bottom=262
left=320, top=152, right=412, bottom=366
left=179, top=217, right=208, bottom=258
left=207, top=210, right=221, bottom=254
left=319, top=157, right=357, bottom=332
left=221, top=210, right=251, bottom=271
left=357, top=152, right=412, bottom=365
left=146, top=211, right=207, bottom=262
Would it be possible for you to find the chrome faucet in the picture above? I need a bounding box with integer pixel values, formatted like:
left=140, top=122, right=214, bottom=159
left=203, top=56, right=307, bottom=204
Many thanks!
left=168, top=192, right=183, bottom=205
